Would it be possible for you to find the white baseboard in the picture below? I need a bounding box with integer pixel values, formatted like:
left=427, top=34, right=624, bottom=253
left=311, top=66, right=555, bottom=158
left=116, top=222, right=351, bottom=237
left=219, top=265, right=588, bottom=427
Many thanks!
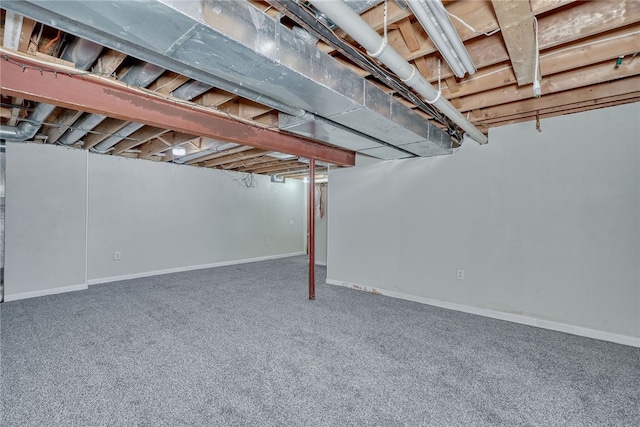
left=326, top=279, right=640, bottom=348
left=88, top=252, right=305, bottom=285
left=315, top=261, right=327, bottom=266
left=4, top=284, right=88, bottom=302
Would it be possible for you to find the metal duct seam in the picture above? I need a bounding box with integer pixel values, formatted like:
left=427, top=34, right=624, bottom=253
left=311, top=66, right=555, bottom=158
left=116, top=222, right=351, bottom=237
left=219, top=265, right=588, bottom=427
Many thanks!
left=0, top=38, right=103, bottom=141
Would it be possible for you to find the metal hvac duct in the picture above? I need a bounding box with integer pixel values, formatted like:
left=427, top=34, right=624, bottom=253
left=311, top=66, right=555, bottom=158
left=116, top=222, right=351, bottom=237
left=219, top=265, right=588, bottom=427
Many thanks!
left=3, top=0, right=455, bottom=159
left=57, top=62, right=166, bottom=146
left=92, top=79, right=213, bottom=153
left=309, top=0, right=488, bottom=144
left=0, top=37, right=103, bottom=141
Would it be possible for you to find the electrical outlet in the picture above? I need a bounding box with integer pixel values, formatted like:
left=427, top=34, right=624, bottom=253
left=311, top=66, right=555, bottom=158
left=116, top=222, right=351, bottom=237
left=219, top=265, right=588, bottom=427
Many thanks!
left=265, top=238, right=270, bottom=246
left=114, top=251, right=121, bottom=261
left=456, top=269, right=464, bottom=280
left=289, top=219, right=294, bottom=226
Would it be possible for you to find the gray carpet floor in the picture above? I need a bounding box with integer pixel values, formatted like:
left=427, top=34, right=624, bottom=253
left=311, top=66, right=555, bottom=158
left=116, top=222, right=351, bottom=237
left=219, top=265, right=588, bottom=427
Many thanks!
left=1, top=256, right=639, bottom=426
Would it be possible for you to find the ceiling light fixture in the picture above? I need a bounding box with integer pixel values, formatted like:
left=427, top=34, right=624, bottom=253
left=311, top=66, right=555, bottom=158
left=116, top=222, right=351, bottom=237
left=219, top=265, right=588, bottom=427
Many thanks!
left=172, top=147, right=186, bottom=156
left=406, top=0, right=476, bottom=78
left=173, top=143, right=239, bottom=164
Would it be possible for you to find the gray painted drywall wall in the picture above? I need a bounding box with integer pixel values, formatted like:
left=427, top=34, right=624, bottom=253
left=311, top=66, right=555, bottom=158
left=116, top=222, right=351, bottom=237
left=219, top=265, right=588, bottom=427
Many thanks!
left=4, top=142, right=305, bottom=297
left=87, top=153, right=305, bottom=280
left=4, top=143, right=87, bottom=298
left=327, top=103, right=640, bottom=338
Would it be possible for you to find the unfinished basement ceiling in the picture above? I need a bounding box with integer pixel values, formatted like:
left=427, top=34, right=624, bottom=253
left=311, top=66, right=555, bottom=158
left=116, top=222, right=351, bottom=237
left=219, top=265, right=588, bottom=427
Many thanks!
left=1, top=0, right=639, bottom=178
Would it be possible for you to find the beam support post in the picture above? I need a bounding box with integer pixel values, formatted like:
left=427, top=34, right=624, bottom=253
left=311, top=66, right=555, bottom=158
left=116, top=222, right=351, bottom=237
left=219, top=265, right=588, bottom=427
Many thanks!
left=308, top=159, right=315, bottom=301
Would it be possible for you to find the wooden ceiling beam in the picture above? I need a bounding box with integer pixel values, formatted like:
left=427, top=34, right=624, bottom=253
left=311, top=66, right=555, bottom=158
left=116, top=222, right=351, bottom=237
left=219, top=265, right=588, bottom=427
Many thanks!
left=438, top=24, right=640, bottom=100
left=87, top=69, right=185, bottom=151
left=541, top=24, right=640, bottom=76
left=483, top=97, right=640, bottom=128
left=538, top=0, right=640, bottom=50
left=147, top=72, right=191, bottom=95
left=456, top=57, right=640, bottom=113
left=111, top=126, right=168, bottom=154
left=203, top=148, right=269, bottom=168
left=185, top=145, right=253, bottom=165
left=530, top=0, right=576, bottom=15
left=280, top=169, right=329, bottom=179
left=195, top=90, right=237, bottom=108
left=478, top=92, right=640, bottom=126
left=251, top=164, right=310, bottom=176
left=43, top=108, right=83, bottom=144
left=397, top=0, right=638, bottom=75
left=398, top=18, right=421, bottom=53
left=329, top=0, right=574, bottom=57
left=94, top=49, right=127, bottom=77
left=491, top=0, right=540, bottom=86
left=139, top=132, right=197, bottom=158
left=243, top=160, right=304, bottom=175
left=17, top=17, right=36, bottom=53
left=0, top=49, right=355, bottom=166
left=238, top=100, right=273, bottom=120
left=470, top=75, right=640, bottom=122
left=165, top=138, right=246, bottom=163
left=234, top=157, right=286, bottom=172
left=82, top=117, right=130, bottom=149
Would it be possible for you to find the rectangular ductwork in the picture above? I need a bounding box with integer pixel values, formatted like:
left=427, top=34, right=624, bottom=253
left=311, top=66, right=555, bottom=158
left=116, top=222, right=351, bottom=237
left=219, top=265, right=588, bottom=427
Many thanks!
left=4, top=0, right=453, bottom=159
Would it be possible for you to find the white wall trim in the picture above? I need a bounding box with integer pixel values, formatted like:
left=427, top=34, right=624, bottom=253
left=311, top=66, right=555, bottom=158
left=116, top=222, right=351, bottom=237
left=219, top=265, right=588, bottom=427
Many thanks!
left=4, top=284, right=88, bottom=302
left=88, top=252, right=305, bottom=285
left=326, top=278, right=640, bottom=348
left=315, top=261, right=327, bottom=266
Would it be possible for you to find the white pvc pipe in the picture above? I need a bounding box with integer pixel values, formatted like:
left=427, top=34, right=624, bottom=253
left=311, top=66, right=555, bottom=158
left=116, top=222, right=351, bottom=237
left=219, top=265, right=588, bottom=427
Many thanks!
left=421, top=0, right=476, bottom=75
left=310, top=0, right=488, bottom=144
left=407, top=0, right=467, bottom=78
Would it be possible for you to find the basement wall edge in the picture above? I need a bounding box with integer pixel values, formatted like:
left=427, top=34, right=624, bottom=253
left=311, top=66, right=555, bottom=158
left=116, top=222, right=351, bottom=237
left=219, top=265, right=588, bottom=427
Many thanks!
left=326, top=278, right=640, bottom=348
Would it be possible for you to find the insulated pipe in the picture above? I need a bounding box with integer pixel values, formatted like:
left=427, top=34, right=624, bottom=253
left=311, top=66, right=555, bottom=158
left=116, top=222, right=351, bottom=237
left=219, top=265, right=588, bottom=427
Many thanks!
left=0, top=38, right=103, bottom=141
left=0, top=103, right=56, bottom=141
left=308, top=158, right=316, bottom=300
left=309, top=0, right=488, bottom=144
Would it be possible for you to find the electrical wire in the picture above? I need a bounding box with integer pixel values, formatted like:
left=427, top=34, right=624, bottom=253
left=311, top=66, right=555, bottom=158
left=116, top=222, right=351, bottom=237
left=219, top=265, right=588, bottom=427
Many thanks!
left=534, top=17, right=540, bottom=83
left=40, top=30, right=61, bottom=53
left=446, top=11, right=500, bottom=37
left=231, top=172, right=259, bottom=188
left=267, top=0, right=450, bottom=127
left=533, top=16, right=541, bottom=98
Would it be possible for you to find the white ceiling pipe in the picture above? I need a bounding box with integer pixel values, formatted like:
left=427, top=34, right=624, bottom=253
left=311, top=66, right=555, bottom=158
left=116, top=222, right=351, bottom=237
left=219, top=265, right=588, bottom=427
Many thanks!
left=309, top=0, right=487, bottom=144
left=406, top=0, right=466, bottom=77
left=411, top=0, right=476, bottom=76
left=416, top=0, right=476, bottom=77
